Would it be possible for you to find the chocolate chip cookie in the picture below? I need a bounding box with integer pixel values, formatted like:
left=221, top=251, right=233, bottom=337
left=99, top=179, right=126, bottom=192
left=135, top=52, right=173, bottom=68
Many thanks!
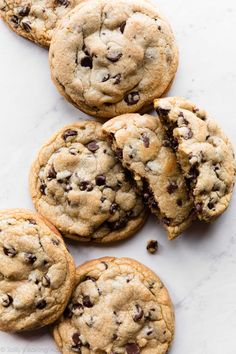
left=49, top=0, right=178, bottom=118
left=29, top=121, right=146, bottom=243
left=0, top=209, right=75, bottom=332
left=154, top=97, right=236, bottom=221
left=103, top=114, right=195, bottom=240
left=53, top=257, right=175, bottom=354
left=0, top=0, right=83, bottom=47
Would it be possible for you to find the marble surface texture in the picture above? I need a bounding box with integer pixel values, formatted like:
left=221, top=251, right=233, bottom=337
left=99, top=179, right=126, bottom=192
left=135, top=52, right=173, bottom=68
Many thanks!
left=0, top=0, right=236, bottom=353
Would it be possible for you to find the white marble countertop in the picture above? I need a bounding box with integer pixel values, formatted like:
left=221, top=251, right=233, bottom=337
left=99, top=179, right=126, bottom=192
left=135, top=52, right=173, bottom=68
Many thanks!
left=0, top=0, right=236, bottom=353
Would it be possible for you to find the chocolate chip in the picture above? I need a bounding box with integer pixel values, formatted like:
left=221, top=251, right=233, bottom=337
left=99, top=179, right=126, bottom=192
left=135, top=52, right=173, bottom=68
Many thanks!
left=24, top=252, right=37, bottom=264
left=143, top=189, right=157, bottom=209
left=207, top=201, right=214, bottom=209
left=158, top=25, right=162, bottom=30
left=176, top=198, right=183, bottom=207
left=110, top=216, right=128, bottom=230
left=3, top=246, right=17, bottom=257
left=51, top=238, right=60, bottom=246
left=19, top=5, right=30, bottom=16
left=95, top=175, right=106, bottom=186
left=83, top=296, right=93, bottom=308
left=120, top=21, right=126, bottom=33
left=86, top=140, right=99, bottom=152
left=72, top=332, right=82, bottom=345
left=113, top=74, right=121, bottom=84
left=79, top=181, right=93, bottom=191
left=163, top=140, right=171, bottom=148
left=85, top=276, right=96, bottom=282
left=146, top=240, right=158, bottom=254
left=109, top=203, right=118, bottom=214
left=167, top=181, right=178, bottom=194
left=40, top=184, right=46, bottom=195
left=156, top=107, right=170, bottom=117
left=112, top=333, right=118, bottom=340
left=36, top=299, right=47, bottom=309
left=102, top=74, right=110, bottom=82
left=106, top=52, right=122, bottom=62
left=115, top=148, right=123, bottom=159
left=126, top=343, right=140, bottom=354
left=22, top=21, right=31, bottom=32
left=42, top=275, right=50, bottom=287
left=184, top=129, right=193, bottom=140
left=133, top=304, right=143, bottom=322
left=10, top=15, right=19, bottom=25
left=48, top=166, right=57, bottom=180
left=162, top=217, right=171, bottom=226
left=81, top=56, right=93, bottom=68
left=56, top=0, right=70, bottom=7
left=1, top=294, right=13, bottom=307
left=28, top=218, right=37, bottom=225
left=62, top=129, right=78, bottom=140
left=195, top=203, right=203, bottom=212
left=141, top=133, right=150, bottom=148
left=124, top=92, right=140, bottom=105
left=64, top=303, right=73, bottom=318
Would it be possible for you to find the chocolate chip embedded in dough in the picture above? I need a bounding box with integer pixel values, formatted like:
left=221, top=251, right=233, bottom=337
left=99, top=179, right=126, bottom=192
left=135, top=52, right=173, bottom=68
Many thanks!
left=62, top=129, right=78, bottom=140
left=124, top=92, right=140, bottom=105
left=81, top=56, right=93, bottom=69
left=36, top=299, right=47, bottom=309
left=167, top=181, right=178, bottom=194
left=24, top=252, right=37, bottom=264
left=95, top=175, right=106, bottom=186
left=125, top=343, right=140, bottom=354
left=133, top=304, right=143, bottom=322
left=18, top=5, right=30, bottom=16
left=1, top=294, right=13, bottom=307
left=3, top=246, right=17, bottom=257
left=86, top=141, right=99, bottom=152
left=141, top=133, right=150, bottom=148
left=83, top=296, right=93, bottom=308
left=120, top=21, right=126, bottom=33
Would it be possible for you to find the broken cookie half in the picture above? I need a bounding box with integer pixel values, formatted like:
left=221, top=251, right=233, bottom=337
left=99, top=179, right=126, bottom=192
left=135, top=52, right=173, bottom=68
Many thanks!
left=103, top=113, right=196, bottom=240
left=154, top=97, right=236, bottom=222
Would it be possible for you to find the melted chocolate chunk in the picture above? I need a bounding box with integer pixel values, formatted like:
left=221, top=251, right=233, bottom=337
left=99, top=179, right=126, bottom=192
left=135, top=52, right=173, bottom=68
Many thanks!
left=184, top=128, right=193, bottom=140
left=10, top=15, right=20, bottom=26
left=48, top=166, right=57, bottom=180
left=95, top=175, right=106, bottom=186
left=124, top=92, right=140, bottom=105
left=176, top=198, right=183, bottom=207
left=62, top=129, right=78, bottom=140
left=102, top=74, right=110, bottom=82
left=141, top=133, right=150, bottom=148
left=167, top=181, right=178, bottom=194
left=195, top=203, right=203, bottom=212
left=115, top=148, right=123, bottom=159
left=146, top=240, right=158, bottom=254
left=24, top=252, right=37, bottom=264
left=19, top=5, right=30, bottom=16
left=2, top=294, right=13, bottom=307
left=36, top=299, right=47, bottom=309
left=79, top=181, right=93, bottom=191
left=207, top=201, right=215, bottom=210
left=110, top=203, right=118, bottom=214
left=110, top=216, right=128, bottom=230
left=83, top=296, right=93, bottom=308
left=40, top=184, right=46, bottom=195
left=56, top=0, right=70, bottom=7
left=120, top=21, right=126, bottom=33
left=113, top=73, right=121, bottom=84
left=133, top=304, right=143, bottom=322
left=81, top=56, right=93, bottom=68
left=156, top=106, right=170, bottom=117
left=72, top=332, right=82, bottom=345
left=126, top=343, right=140, bottom=354
left=86, top=140, right=99, bottom=152
left=28, top=219, right=37, bottom=225
left=22, top=21, right=31, bottom=32
left=3, top=246, right=17, bottom=257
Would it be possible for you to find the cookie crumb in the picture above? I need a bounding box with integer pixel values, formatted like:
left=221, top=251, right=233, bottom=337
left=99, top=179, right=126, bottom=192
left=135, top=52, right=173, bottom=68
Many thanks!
left=146, top=240, right=158, bottom=254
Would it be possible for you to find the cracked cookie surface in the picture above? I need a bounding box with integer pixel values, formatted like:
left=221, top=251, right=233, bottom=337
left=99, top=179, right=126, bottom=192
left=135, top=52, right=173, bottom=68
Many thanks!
left=53, top=257, right=175, bottom=354
left=49, top=0, right=178, bottom=118
left=0, top=0, right=83, bottom=47
left=30, top=121, right=146, bottom=243
left=0, top=209, right=75, bottom=332
left=103, top=113, right=195, bottom=240
left=154, top=97, right=236, bottom=221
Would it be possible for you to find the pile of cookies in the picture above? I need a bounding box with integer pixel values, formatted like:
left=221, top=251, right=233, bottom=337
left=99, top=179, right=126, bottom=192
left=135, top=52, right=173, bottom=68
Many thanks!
left=0, top=0, right=235, bottom=353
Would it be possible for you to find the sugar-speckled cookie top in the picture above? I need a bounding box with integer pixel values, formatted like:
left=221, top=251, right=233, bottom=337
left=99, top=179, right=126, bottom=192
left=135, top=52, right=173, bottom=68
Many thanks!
left=0, top=209, right=75, bottom=332
left=103, top=114, right=195, bottom=240
left=154, top=97, right=236, bottom=221
left=30, top=121, right=146, bottom=243
left=53, top=257, right=175, bottom=354
left=49, top=0, right=178, bottom=118
left=0, top=0, right=82, bottom=47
